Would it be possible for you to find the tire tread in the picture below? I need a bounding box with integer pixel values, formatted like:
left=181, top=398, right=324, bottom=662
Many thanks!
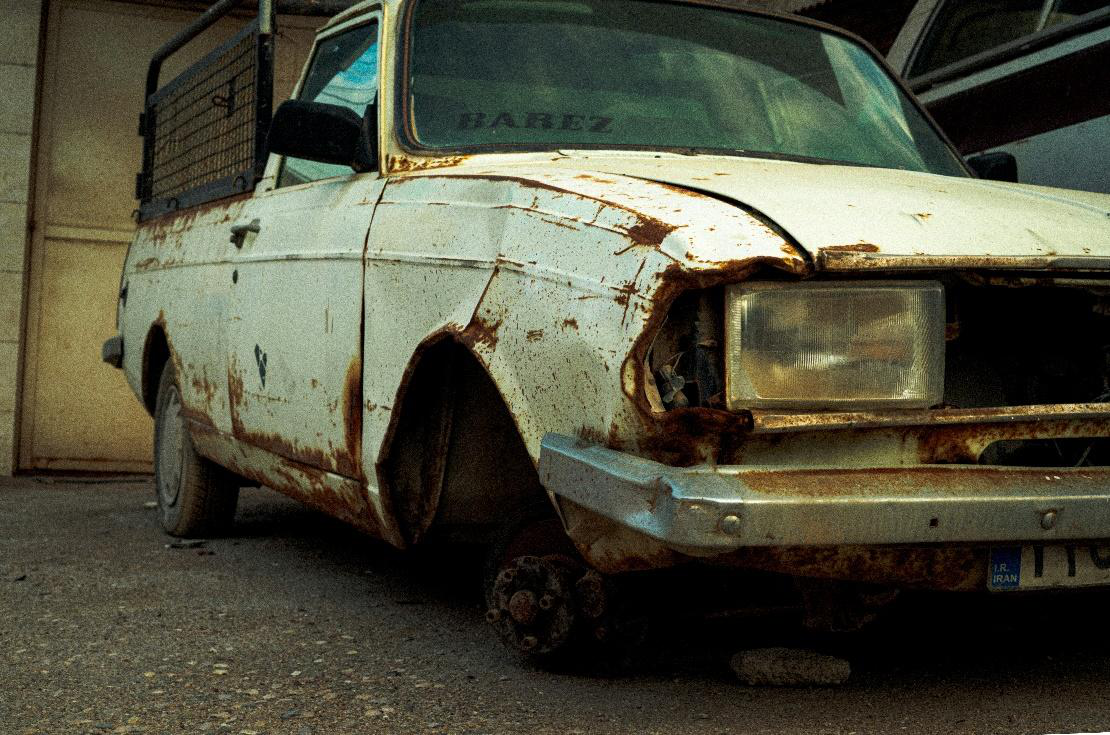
left=154, top=363, right=239, bottom=537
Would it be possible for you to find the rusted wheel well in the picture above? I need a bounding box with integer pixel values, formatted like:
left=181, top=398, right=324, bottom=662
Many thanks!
left=380, top=337, right=549, bottom=546
left=141, top=325, right=170, bottom=416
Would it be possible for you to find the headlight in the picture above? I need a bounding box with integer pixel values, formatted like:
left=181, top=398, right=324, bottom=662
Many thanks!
left=724, top=281, right=945, bottom=410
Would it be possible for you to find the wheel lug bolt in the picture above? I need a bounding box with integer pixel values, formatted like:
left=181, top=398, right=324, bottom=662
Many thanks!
left=485, top=608, right=502, bottom=624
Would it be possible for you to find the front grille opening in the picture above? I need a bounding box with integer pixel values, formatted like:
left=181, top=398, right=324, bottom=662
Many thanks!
left=944, top=283, right=1110, bottom=409
left=979, top=438, right=1110, bottom=468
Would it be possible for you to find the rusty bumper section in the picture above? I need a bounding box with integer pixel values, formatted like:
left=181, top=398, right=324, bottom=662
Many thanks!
left=539, top=433, right=1110, bottom=553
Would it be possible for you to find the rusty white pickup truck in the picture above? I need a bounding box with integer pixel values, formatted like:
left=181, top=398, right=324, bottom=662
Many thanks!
left=103, top=0, right=1110, bottom=661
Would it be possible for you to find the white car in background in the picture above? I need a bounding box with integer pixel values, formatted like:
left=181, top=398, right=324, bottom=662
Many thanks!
left=889, top=0, right=1110, bottom=192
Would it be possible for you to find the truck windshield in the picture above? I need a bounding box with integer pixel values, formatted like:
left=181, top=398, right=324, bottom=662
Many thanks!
left=405, top=0, right=967, bottom=175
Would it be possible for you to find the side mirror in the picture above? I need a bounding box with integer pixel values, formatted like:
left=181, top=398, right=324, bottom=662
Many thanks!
left=966, top=151, right=1018, bottom=183
left=268, top=100, right=376, bottom=172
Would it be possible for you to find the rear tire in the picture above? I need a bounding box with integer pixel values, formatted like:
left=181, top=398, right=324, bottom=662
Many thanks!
left=153, top=362, right=239, bottom=536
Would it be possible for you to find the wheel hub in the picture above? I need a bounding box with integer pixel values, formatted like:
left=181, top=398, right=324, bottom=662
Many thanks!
left=487, top=555, right=577, bottom=657
left=507, top=589, right=539, bottom=625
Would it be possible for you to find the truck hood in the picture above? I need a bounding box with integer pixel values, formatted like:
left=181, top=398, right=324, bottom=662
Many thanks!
left=511, top=153, right=1110, bottom=271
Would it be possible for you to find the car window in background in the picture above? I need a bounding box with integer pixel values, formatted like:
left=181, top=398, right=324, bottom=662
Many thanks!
left=911, top=0, right=1044, bottom=76
left=278, top=22, right=379, bottom=187
left=1046, top=0, right=1107, bottom=24
left=910, top=0, right=1109, bottom=77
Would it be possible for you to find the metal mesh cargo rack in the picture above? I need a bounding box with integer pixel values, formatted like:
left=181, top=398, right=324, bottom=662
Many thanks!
left=136, top=0, right=275, bottom=222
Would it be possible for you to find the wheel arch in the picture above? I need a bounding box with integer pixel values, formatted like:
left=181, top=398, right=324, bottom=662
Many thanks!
left=140, top=322, right=171, bottom=416
left=375, top=332, right=551, bottom=547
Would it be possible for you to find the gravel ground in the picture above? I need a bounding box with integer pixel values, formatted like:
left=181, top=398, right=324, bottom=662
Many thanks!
left=4, top=476, right=1110, bottom=735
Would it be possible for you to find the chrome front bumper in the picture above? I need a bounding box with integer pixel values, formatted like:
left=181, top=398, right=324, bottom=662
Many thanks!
left=538, top=433, right=1110, bottom=554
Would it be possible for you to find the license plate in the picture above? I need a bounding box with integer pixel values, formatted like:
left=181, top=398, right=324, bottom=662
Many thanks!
left=988, top=545, right=1110, bottom=591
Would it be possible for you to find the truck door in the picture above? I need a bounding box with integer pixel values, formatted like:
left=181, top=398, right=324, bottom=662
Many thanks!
left=224, top=18, right=382, bottom=478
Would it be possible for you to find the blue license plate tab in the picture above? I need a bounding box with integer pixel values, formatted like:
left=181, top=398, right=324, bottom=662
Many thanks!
left=988, top=546, right=1022, bottom=590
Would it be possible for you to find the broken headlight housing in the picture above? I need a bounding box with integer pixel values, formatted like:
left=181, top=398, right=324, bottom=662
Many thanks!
left=724, top=281, right=945, bottom=410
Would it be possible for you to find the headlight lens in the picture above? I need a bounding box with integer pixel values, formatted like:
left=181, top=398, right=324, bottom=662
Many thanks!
left=725, top=281, right=945, bottom=410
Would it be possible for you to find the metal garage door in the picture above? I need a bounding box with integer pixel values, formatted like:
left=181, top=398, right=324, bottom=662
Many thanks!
left=20, top=0, right=315, bottom=471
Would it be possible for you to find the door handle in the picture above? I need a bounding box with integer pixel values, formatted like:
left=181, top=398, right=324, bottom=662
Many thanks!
left=229, top=218, right=261, bottom=248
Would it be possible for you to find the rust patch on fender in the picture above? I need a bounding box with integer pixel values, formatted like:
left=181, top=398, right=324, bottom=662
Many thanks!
left=574, top=173, right=616, bottom=184
left=622, top=216, right=678, bottom=248
left=578, top=408, right=752, bottom=468
left=189, top=369, right=218, bottom=416
left=147, top=312, right=218, bottom=431
left=639, top=408, right=753, bottom=467
left=655, top=407, right=752, bottom=437
left=460, top=315, right=503, bottom=352
left=227, top=359, right=245, bottom=431
left=822, top=242, right=881, bottom=253
left=613, top=260, right=647, bottom=326
left=338, top=355, right=363, bottom=479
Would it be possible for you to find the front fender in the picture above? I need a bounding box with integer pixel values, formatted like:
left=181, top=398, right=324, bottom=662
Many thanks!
left=370, top=169, right=811, bottom=468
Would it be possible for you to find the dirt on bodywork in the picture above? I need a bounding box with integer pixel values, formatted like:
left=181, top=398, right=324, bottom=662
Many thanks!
left=225, top=355, right=363, bottom=479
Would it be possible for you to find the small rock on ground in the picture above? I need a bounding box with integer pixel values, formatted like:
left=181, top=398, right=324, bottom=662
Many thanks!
left=730, top=647, right=851, bottom=687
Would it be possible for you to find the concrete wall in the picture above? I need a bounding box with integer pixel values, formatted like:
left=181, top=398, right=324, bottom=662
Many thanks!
left=0, top=0, right=42, bottom=475
left=0, top=1, right=317, bottom=476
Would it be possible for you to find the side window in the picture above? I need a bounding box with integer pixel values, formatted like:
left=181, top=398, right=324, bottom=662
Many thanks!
left=1045, top=0, right=1108, bottom=25
left=910, top=0, right=1109, bottom=77
left=278, top=21, right=379, bottom=187
left=910, top=0, right=1045, bottom=77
